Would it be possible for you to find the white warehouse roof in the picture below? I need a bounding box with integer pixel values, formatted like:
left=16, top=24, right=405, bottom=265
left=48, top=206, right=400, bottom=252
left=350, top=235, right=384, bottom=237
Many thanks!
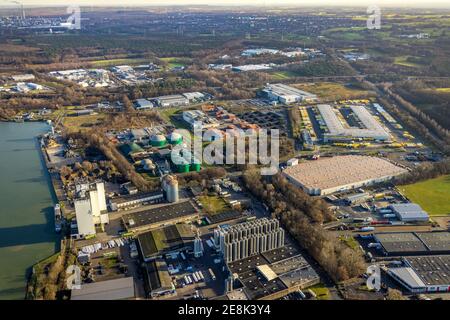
left=318, top=104, right=390, bottom=141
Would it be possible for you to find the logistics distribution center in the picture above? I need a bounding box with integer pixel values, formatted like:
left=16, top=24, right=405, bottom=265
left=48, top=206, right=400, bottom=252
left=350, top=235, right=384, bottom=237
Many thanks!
left=282, top=155, right=407, bottom=196
left=262, top=83, right=317, bottom=104
left=387, top=256, right=450, bottom=293
left=317, top=104, right=391, bottom=142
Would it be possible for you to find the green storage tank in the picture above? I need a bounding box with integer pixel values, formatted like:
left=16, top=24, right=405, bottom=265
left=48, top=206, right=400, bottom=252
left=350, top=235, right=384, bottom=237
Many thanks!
left=190, top=163, right=201, bottom=172
left=168, top=132, right=183, bottom=145
left=177, top=163, right=190, bottom=173
left=150, top=134, right=167, bottom=147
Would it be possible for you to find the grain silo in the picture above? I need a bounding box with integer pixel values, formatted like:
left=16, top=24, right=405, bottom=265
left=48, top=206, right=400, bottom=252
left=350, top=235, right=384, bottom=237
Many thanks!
left=162, top=175, right=179, bottom=203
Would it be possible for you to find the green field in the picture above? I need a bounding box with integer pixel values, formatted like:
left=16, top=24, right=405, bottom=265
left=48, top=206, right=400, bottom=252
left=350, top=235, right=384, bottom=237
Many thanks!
left=198, top=195, right=228, bottom=215
left=393, top=56, right=421, bottom=68
left=309, top=283, right=331, bottom=300
left=90, top=58, right=147, bottom=67
left=398, top=175, right=450, bottom=216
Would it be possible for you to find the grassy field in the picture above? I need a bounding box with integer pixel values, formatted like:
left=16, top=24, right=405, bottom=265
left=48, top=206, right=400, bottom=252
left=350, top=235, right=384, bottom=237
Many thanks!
left=90, top=58, right=147, bottom=67
left=198, top=195, right=228, bottom=215
left=291, top=82, right=374, bottom=101
left=309, top=283, right=331, bottom=300
left=393, top=56, right=421, bottom=68
left=63, top=114, right=106, bottom=132
left=160, top=57, right=191, bottom=69
left=270, top=71, right=298, bottom=80
left=338, top=235, right=359, bottom=250
left=398, top=175, right=450, bottom=216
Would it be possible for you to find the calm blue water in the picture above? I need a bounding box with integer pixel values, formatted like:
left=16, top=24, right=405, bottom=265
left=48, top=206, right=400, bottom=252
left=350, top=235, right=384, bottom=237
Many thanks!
left=0, top=122, right=58, bottom=300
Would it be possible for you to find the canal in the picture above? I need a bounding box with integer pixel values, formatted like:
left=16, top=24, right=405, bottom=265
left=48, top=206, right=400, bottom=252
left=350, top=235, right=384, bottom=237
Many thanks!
left=0, top=122, right=58, bottom=300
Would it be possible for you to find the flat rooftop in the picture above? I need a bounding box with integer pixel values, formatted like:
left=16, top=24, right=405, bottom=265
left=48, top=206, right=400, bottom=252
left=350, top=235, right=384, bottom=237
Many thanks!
left=375, top=231, right=450, bottom=255
left=264, top=83, right=316, bottom=98
left=405, top=256, right=450, bottom=286
left=375, top=232, right=428, bottom=254
left=111, top=191, right=163, bottom=205
left=283, top=155, right=407, bottom=192
left=227, top=244, right=318, bottom=300
left=317, top=104, right=390, bottom=140
left=138, top=224, right=195, bottom=259
left=390, top=203, right=429, bottom=220
left=71, top=277, right=135, bottom=300
left=122, top=201, right=198, bottom=229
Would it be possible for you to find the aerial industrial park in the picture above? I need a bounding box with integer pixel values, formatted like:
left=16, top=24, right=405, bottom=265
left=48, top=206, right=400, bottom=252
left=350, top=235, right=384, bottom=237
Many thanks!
left=0, top=2, right=449, bottom=308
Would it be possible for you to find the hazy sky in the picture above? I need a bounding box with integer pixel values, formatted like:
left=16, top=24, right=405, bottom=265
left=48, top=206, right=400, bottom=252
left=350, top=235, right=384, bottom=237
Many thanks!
left=1, top=0, right=450, bottom=9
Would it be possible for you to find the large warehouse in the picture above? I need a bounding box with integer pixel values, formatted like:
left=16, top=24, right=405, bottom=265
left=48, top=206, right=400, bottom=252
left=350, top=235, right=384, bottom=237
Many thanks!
left=282, top=155, right=407, bottom=196
left=387, top=256, right=450, bottom=293
left=262, top=83, right=317, bottom=104
left=317, top=104, right=390, bottom=142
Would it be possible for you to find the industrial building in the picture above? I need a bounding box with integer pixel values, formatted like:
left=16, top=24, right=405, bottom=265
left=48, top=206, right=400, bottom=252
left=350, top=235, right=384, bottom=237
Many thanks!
left=387, top=256, right=450, bottom=293
left=374, top=231, right=450, bottom=256
left=232, top=64, right=273, bottom=72
left=282, top=155, right=407, bottom=196
left=214, top=218, right=285, bottom=263
left=135, top=99, right=154, bottom=110
left=262, top=83, right=317, bottom=104
left=317, top=104, right=390, bottom=142
left=74, top=182, right=109, bottom=237
left=144, top=259, right=176, bottom=297
left=182, top=110, right=220, bottom=130
left=225, top=244, right=320, bottom=300
left=109, top=191, right=165, bottom=211
left=122, top=201, right=199, bottom=232
left=71, top=277, right=135, bottom=300
left=241, top=48, right=280, bottom=56
left=137, top=224, right=196, bottom=261
left=155, top=94, right=189, bottom=107
left=389, top=203, right=429, bottom=222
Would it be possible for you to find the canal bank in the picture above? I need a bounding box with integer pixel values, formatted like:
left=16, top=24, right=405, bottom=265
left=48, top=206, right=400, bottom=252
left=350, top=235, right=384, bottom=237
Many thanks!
left=0, top=122, right=59, bottom=300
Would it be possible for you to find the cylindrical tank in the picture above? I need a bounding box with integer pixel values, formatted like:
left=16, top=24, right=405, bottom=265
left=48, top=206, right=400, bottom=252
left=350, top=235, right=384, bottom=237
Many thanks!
left=190, top=162, right=201, bottom=172
left=150, top=134, right=167, bottom=147
left=162, top=175, right=179, bottom=203
left=168, top=132, right=183, bottom=145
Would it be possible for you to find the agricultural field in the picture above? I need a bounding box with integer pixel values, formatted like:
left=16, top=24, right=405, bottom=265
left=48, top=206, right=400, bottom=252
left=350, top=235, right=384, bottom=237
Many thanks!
left=398, top=175, right=450, bottom=216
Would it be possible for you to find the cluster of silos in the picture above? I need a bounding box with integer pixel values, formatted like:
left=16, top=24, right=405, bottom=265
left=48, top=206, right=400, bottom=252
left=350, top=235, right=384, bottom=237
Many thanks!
left=162, top=175, right=179, bottom=203
left=214, top=218, right=285, bottom=263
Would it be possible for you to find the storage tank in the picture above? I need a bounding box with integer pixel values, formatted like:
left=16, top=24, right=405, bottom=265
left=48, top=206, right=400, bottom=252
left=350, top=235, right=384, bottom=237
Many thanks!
left=150, top=134, right=167, bottom=147
left=190, top=162, right=201, bottom=172
left=162, top=175, right=179, bottom=203
left=168, top=132, right=183, bottom=145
